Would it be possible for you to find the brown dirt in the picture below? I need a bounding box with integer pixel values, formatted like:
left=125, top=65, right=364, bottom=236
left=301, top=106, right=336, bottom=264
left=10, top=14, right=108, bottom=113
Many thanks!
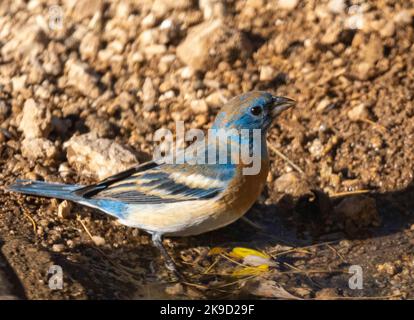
left=0, top=0, right=414, bottom=299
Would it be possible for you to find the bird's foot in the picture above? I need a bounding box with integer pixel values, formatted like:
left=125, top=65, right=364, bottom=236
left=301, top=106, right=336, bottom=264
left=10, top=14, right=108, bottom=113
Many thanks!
left=151, top=233, right=184, bottom=281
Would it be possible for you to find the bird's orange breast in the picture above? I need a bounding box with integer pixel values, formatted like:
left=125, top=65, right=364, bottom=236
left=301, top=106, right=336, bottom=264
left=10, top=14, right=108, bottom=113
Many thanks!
left=216, top=159, right=270, bottom=219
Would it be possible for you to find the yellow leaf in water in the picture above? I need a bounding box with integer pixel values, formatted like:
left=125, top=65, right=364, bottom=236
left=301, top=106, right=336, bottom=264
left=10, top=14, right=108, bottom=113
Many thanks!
left=208, top=247, right=226, bottom=256
left=229, top=247, right=270, bottom=260
left=231, top=264, right=269, bottom=277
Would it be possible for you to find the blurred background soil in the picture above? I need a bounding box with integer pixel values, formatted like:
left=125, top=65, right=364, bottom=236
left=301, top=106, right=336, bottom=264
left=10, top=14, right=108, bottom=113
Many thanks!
left=0, top=0, right=413, bottom=299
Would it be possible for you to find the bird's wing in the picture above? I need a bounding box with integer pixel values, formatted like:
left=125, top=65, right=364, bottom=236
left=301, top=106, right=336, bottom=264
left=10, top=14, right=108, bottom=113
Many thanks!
left=74, top=161, right=235, bottom=204
left=73, top=161, right=160, bottom=198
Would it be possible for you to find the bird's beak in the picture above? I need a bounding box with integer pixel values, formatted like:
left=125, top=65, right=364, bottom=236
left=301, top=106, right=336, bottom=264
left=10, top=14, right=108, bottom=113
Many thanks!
left=271, top=96, right=296, bottom=117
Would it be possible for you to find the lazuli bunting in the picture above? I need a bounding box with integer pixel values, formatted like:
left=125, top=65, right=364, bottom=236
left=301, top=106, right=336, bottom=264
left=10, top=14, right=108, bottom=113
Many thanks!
left=7, top=91, right=295, bottom=274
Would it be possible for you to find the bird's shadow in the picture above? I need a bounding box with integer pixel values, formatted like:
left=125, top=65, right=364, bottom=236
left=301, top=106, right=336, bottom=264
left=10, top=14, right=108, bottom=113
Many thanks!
left=193, top=179, right=414, bottom=247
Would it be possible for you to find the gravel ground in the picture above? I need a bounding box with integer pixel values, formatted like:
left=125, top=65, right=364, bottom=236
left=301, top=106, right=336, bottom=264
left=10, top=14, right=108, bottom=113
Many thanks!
left=0, top=0, right=414, bottom=299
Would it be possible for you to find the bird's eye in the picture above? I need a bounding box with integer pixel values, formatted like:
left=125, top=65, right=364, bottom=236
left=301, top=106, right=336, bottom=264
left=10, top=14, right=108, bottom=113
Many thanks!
left=250, top=106, right=263, bottom=116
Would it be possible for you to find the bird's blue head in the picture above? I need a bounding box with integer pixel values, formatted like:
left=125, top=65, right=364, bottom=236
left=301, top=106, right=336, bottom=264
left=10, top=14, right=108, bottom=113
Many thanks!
left=212, top=91, right=295, bottom=131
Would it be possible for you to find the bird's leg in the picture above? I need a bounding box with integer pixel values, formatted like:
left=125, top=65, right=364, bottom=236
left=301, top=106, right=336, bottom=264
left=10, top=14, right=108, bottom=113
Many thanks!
left=151, top=233, right=182, bottom=279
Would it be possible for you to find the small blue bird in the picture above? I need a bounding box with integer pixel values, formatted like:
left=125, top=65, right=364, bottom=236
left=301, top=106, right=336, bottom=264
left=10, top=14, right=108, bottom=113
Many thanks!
left=7, top=91, right=295, bottom=274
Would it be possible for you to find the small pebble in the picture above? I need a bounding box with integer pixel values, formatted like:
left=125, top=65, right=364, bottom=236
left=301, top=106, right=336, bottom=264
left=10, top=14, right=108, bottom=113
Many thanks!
left=52, top=244, right=65, bottom=253
left=165, top=283, right=184, bottom=296
left=259, top=65, right=275, bottom=81
left=92, top=236, right=106, bottom=246
left=57, top=200, right=73, bottom=219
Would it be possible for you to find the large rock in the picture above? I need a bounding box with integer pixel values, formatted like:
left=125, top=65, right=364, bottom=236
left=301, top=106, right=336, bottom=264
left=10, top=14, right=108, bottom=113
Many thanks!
left=21, top=138, right=58, bottom=160
left=64, top=133, right=139, bottom=180
left=177, top=20, right=253, bottom=71
left=18, top=99, right=52, bottom=139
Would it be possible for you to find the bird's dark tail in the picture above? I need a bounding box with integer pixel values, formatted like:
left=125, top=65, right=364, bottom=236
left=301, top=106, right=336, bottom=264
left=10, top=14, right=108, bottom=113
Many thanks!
left=7, top=180, right=83, bottom=202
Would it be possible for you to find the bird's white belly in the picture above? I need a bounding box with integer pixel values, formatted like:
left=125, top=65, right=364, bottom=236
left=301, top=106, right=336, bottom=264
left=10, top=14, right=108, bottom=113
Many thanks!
left=118, top=199, right=246, bottom=237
